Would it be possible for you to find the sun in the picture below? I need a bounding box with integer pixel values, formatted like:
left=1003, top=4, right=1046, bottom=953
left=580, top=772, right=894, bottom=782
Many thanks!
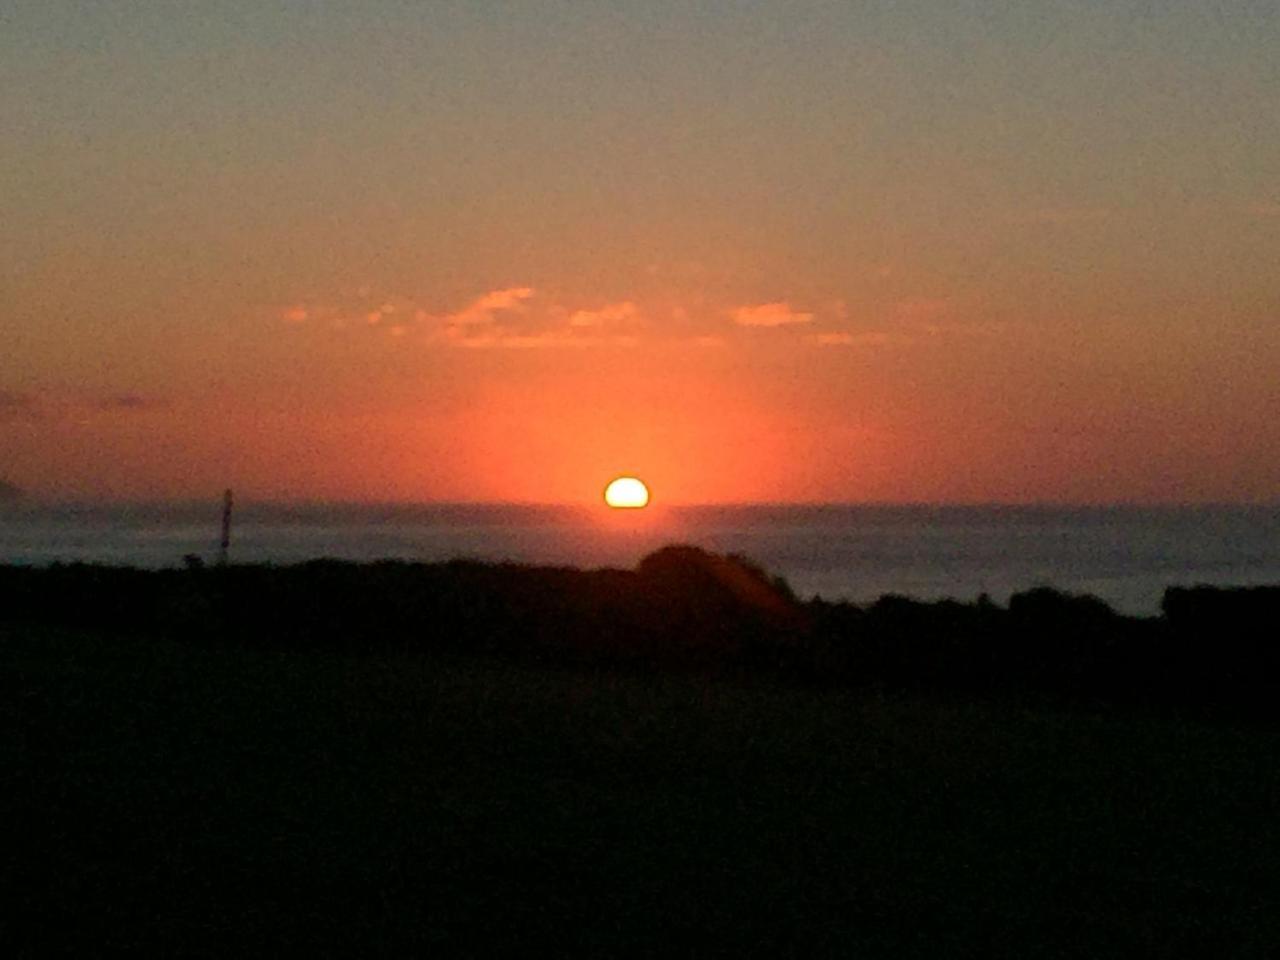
left=604, top=476, right=650, bottom=509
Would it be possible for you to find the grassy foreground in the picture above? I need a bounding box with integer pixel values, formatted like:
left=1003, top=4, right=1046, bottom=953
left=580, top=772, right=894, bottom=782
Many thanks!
left=6, top=621, right=1279, bottom=957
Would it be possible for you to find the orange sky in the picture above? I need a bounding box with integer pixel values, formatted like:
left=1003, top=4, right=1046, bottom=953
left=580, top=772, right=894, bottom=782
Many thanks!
left=2, top=3, right=1278, bottom=504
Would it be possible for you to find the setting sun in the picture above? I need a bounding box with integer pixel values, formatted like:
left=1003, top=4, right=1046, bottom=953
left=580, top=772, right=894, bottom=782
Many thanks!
left=604, top=476, right=650, bottom=509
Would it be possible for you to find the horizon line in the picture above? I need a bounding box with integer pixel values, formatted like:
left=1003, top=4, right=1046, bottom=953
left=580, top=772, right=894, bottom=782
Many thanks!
left=5, top=496, right=1278, bottom=511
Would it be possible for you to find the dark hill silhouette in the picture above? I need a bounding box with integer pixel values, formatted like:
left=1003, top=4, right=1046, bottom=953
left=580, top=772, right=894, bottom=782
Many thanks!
left=0, top=478, right=21, bottom=501
left=1, top=549, right=1278, bottom=715
left=7, top=549, right=1280, bottom=954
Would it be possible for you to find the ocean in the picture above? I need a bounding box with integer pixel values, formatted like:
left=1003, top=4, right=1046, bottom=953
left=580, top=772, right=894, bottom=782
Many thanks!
left=1, top=502, right=1276, bottom=616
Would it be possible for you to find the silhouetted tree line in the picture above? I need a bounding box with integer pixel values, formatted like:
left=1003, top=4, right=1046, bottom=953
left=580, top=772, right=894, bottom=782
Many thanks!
left=2, top=545, right=1277, bottom=716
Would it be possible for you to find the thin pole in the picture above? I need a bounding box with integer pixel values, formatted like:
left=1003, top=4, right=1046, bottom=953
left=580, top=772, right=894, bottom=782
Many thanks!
left=219, top=488, right=233, bottom=566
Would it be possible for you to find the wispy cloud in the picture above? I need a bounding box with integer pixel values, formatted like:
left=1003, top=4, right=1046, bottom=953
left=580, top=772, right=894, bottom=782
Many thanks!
left=439, top=291, right=651, bottom=349
left=780, top=294, right=1004, bottom=348
left=439, top=286, right=541, bottom=346
left=448, top=333, right=593, bottom=350
left=806, top=331, right=899, bottom=347
left=276, top=286, right=983, bottom=351
left=276, top=286, right=655, bottom=349
left=808, top=332, right=856, bottom=346
left=280, top=294, right=432, bottom=331
left=567, top=301, right=640, bottom=329
left=436, top=286, right=542, bottom=346
left=732, top=302, right=814, bottom=328
left=446, top=287, right=537, bottom=327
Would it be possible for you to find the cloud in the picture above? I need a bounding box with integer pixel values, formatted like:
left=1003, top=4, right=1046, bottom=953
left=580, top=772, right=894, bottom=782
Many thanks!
left=809, top=332, right=855, bottom=346
left=732, top=302, right=814, bottom=328
left=280, top=286, right=945, bottom=351
left=567, top=301, right=639, bottom=329
left=814, top=332, right=855, bottom=348
left=476, top=287, right=537, bottom=311
left=285, top=300, right=425, bottom=332
left=806, top=331, right=900, bottom=347
left=438, top=286, right=541, bottom=345
left=446, top=318, right=641, bottom=350
left=450, top=334, right=591, bottom=350
left=275, top=285, right=650, bottom=349
left=446, top=287, right=537, bottom=328
left=438, top=291, right=648, bottom=348
left=364, top=300, right=410, bottom=325
left=794, top=295, right=999, bottom=348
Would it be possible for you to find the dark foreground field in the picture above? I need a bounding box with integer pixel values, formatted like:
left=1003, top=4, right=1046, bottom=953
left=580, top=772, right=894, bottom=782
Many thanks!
left=7, top=615, right=1280, bottom=956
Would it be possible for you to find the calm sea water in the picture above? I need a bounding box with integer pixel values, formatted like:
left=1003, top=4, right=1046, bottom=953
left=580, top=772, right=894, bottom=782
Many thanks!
left=1, top=502, right=1277, bottom=615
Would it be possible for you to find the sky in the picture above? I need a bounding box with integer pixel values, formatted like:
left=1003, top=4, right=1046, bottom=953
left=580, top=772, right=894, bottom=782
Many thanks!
left=2, top=0, right=1277, bottom=504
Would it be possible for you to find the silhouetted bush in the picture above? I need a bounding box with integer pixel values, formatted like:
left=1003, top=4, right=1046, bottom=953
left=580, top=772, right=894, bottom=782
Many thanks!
left=1161, top=586, right=1280, bottom=710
